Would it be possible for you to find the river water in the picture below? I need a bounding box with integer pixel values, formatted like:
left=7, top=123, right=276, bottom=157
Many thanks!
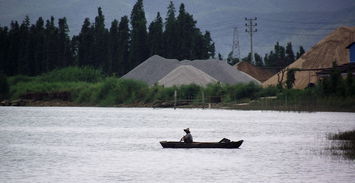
left=0, top=107, right=354, bottom=182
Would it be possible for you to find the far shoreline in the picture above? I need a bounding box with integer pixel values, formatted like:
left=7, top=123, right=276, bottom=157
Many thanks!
left=2, top=99, right=354, bottom=113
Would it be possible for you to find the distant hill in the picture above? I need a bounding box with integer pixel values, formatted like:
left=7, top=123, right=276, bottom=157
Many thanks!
left=1, top=0, right=354, bottom=57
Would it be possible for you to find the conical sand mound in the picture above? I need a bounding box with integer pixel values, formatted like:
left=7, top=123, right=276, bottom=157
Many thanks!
left=263, top=26, right=355, bottom=89
left=158, top=65, right=218, bottom=87
left=122, top=55, right=180, bottom=85
left=123, top=55, right=261, bottom=86
left=181, top=59, right=261, bottom=85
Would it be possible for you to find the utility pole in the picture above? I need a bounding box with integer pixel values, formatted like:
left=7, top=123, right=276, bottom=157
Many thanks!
left=245, top=17, right=257, bottom=65
left=232, top=27, right=241, bottom=61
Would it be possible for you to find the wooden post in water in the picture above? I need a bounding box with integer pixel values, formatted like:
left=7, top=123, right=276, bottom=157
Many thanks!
left=174, top=90, right=177, bottom=110
left=201, top=90, right=205, bottom=109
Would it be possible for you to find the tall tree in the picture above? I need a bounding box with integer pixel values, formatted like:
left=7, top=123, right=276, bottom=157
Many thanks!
left=163, top=1, right=178, bottom=58
left=78, top=18, right=94, bottom=67
left=296, top=46, right=305, bottom=59
left=0, top=26, right=9, bottom=74
left=94, top=7, right=109, bottom=70
left=148, top=12, right=163, bottom=56
left=204, top=31, right=215, bottom=59
left=7, top=21, right=20, bottom=75
left=242, top=52, right=263, bottom=66
left=44, top=16, right=59, bottom=71
left=31, top=17, right=45, bottom=75
left=176, top=3, right=196, bottom=60
left=254, top=53, right=263, bottom=66
left=17, top=16, right=31, bottom=75
left=109, top=19, right=120, bottom=75
left=57, top=17, right=72, bottom=68
left=285, top=42, right=295, bottom=65
left=130, top=0, right=149, bottom=70
left=264, top=42, right=287, bottom=69
left=117, top=16, right=130, bottom=76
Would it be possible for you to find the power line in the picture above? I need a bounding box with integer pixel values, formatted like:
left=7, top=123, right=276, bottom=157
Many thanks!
left=245, top=17, right=257, bottom=64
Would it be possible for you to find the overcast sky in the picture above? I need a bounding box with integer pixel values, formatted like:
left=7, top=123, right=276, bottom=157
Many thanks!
left=1, top=0, right=354, bottom=57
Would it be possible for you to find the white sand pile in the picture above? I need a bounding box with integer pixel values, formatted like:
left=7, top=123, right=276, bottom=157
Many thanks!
left=181, top=59, right=261, bottom=85
left=158, top=65, right=218, bottom=87
left=123, top=55, right=261, bottom=86
left=122, top=55, right=180, bottom=85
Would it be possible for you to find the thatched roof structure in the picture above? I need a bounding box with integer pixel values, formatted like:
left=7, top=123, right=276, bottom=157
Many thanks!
left=263, top=26, right=355, bottom=89
left=234, top=61, right=276, bottom=82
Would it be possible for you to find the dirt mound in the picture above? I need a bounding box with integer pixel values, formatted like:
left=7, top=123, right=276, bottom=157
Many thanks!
left=158, top=65, right=218, bottom=87
left=181, top=59, right=261, bottom=85
left=234, top=62, right=276, bottom=82
left=123, top=55, right=261, bottom=86
left=122, top=55, right=180, bottom=85
left=263, top=26, right=355, bottom=89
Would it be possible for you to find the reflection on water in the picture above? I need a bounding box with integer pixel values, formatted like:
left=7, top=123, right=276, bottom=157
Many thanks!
left=0, top=107, right=355, bottom=183
left=326, top=131, right=355, bottom=160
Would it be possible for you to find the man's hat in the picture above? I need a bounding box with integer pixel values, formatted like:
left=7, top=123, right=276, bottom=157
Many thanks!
left=184, top=128, right=190, bottom=133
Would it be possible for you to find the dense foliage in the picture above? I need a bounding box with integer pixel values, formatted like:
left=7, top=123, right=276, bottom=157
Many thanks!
left=4, top=66, right=354, bottom=111
left=0, top=0, right=215, bottom=77
left=227, top=42, right=305, bottom=71
left=263, top=42, right=304, bottom=69
left=0, top=73, right=9, bottom=99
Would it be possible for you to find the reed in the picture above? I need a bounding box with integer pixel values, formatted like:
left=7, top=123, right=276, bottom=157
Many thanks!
left=328, top=130, right=355, bottom=160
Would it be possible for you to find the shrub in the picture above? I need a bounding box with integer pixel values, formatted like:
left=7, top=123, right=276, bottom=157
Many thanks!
left=0, top=74, right=9, bottom=99
left=38, top=66, right=104, bottom=83
left=92, top=78, right=149, bottom=106
left=178, top=84, right=201, bottom=100
left=257, top=86, right=279, bottom=97
left=8, top=75, right=33, bottom=85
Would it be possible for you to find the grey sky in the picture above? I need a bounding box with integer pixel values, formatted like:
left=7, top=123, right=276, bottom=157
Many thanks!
left=1, top=0, right=354, bottom=57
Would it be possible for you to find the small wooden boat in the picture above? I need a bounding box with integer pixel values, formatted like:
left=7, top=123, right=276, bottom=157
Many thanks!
left=160, top=140, right=243, bottom=149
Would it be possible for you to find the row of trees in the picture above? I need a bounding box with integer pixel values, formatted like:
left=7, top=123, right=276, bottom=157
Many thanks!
left=0, top=16, right=74, bottom=76
left=0, top=0, right=215, bottom=77
left=264, top=42, right=305, bottom=69
left=227, top=42, right=305, bottom=70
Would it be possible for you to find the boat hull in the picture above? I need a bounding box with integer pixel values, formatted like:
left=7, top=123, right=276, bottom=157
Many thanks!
left=160, top=140, right=243, bottom=149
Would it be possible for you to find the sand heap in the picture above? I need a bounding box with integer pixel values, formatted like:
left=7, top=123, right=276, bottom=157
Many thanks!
left=122, top=55, right=260, bottom=86
left=122, top=55, right=180, bottom=85
left=158, top=65, right=218, bottom=87
left=234, top=61, right=276, bottom=82
left=263, top=26, right=355, bottom=89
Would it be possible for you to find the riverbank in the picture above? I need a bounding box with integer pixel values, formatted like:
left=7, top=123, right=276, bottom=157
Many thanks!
left=1, top=67, right=354, bottom=112
left=3, top=98, right=354, bottom=112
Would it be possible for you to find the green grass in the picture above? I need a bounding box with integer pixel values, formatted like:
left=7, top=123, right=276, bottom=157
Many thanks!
left=6, top=66, right=355, bottom=111
left=37, top=66, right=104, bottom=83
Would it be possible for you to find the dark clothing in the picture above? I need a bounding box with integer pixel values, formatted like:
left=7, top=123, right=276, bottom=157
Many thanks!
left=181, top=133, right=193, bottom=143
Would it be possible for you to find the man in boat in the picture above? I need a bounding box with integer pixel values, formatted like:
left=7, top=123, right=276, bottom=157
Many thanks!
left=180, top=128, right=193, bottom=143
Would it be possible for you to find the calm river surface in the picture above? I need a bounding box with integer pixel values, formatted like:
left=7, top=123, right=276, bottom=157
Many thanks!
left=0, top=107, right=354, bottom=182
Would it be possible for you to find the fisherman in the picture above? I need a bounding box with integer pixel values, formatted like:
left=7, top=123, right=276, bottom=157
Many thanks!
left=180, top=128, right=193, bottom=143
